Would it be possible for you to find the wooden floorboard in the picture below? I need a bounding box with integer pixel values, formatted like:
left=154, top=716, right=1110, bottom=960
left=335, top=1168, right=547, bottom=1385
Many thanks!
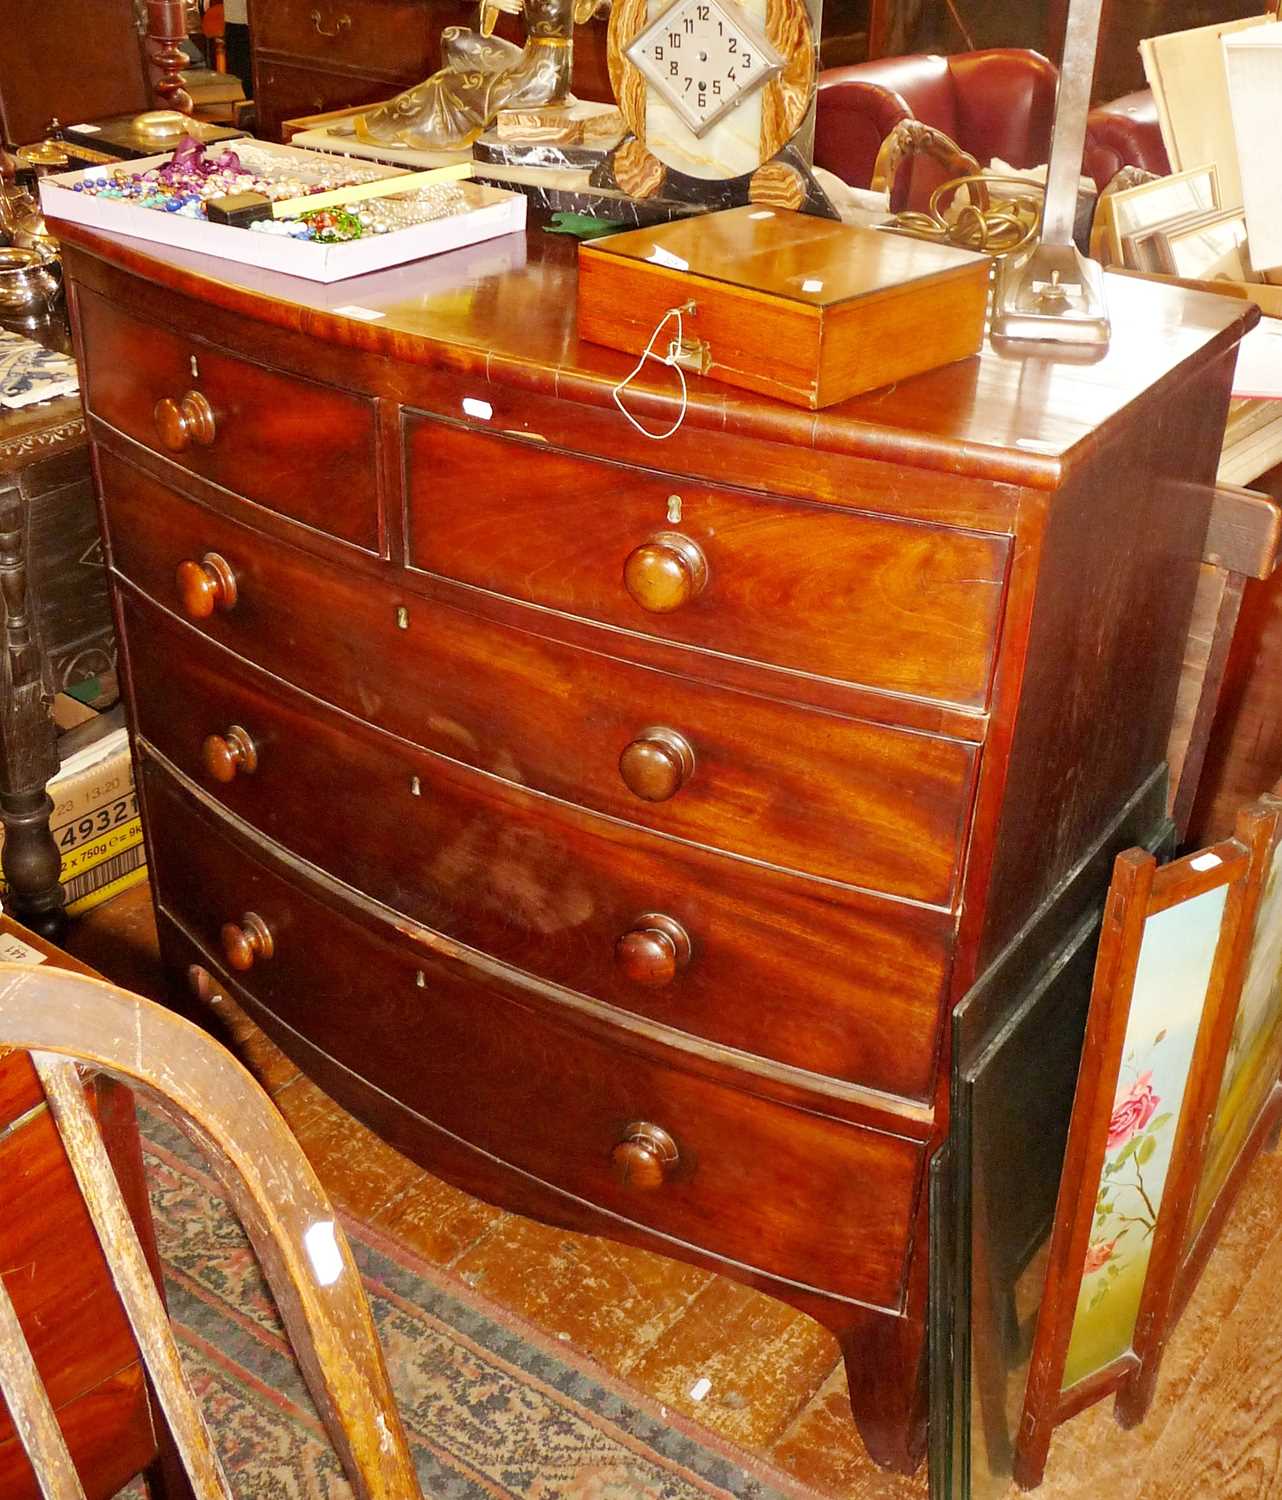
left=61, top=882, right=1282, bottom=1498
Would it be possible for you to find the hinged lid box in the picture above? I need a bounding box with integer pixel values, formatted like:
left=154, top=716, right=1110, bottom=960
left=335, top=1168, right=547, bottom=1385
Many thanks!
left=577, top=206, right=992, bottom=410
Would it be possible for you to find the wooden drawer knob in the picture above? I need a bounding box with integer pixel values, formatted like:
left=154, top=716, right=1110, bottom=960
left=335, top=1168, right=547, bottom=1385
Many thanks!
left=623, top=532, right=708, bottom=614
left=154, top=390, right=216, bottom=453
left=220, top=911, right=273, bottom=972
left=615, top=913, right=691, bottom=987
left=176, top=552, right=238, bottom=620
left=619, top=727, right=695, bottom=801
left=202, top=725, right=258, bottom=783
left=611, top=1122, right=679, bottom=1190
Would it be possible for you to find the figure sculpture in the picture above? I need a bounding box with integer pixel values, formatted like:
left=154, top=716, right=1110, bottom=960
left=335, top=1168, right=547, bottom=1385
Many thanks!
left=351, top=0, right=606, bottom=152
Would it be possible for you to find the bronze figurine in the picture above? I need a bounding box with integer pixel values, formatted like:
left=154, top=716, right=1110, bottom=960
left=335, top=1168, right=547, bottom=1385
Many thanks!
left=352, top=0, right=607, bottom=152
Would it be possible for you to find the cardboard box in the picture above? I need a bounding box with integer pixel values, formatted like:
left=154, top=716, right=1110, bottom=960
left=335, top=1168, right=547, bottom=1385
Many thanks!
left=39, top=142, right=527, bottom=283
left=0, top=701, right=146, bottom=916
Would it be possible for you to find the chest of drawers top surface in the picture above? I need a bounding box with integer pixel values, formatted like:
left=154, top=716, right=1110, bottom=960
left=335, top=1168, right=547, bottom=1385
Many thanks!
left=53, top=220, right=1253, bottom=501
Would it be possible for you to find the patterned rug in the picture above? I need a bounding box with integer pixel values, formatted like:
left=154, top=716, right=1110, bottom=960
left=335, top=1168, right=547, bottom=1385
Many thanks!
left=121, top=1113, right=815, bottom=1499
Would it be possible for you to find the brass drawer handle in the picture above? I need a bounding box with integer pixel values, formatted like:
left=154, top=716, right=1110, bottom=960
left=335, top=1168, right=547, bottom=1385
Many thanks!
left=623, top=532, right=707, bottom=614
left=202, top=725, right=258, bottom=784
left=614, top=913, right=691, bottom=987
left=154, top=390, right=216, bottom=453
left=611, top=1122, right=679, bottom=1190
left=175, top=552, right=238, bottom=621
left=221, top=912, right=273, bottom=972
left=310, top=8, right=352, bottom=37
left=619, top=727, right=695, bottom=802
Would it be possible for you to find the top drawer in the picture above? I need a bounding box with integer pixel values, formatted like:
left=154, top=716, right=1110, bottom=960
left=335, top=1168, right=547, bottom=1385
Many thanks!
left=76, top=289, right=381, bottom=552
left=252, top=0, right=445, bottom=74
left=404, top=417, right=1010, bottom=709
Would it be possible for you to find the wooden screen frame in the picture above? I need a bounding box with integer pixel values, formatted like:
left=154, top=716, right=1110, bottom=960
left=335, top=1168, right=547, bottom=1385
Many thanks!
left=1013, top=817, right=1276, bottom=1488
left=1170, top=783, right=1282, bottom=1346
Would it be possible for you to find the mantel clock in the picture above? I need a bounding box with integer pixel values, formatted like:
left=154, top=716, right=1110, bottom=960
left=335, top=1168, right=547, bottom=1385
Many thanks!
left=595, top=0, right=836, bottom=215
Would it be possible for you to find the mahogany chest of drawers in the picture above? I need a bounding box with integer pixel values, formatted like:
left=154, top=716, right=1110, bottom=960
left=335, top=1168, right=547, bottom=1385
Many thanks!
left=55, top=216, right=1254, bottom=1474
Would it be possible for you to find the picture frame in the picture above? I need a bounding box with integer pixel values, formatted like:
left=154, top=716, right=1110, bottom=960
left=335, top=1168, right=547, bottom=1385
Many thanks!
left=1121, top=206, right=1233, bottom=275
left=1154, top=208, right=1256, bottom=283
left=1013, top=813, right=1275, bottom=1489
left=1176, top=782, right=1282, bottom=1335
left=1105, top=163, right=1220, bottom=267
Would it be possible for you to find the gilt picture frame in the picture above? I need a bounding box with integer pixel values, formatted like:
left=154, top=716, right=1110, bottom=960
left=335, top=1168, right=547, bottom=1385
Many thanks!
left=1014, top=816, right=1274, bottom=1488
left=1104, top=163, right=1220, bottom=268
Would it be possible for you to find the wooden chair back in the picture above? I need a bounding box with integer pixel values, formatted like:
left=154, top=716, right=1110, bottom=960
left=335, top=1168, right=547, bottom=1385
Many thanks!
left=0, top=963, right=422, bottom=1500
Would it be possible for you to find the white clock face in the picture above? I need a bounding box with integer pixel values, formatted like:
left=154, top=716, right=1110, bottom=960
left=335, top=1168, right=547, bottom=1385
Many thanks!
left=626, top=0, right=784, bottom=139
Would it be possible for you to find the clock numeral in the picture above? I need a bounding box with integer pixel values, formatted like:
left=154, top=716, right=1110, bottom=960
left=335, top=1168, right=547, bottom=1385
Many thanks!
left=683, top=75, right=693, bottom=90
left=712, top=78, right=721, bottom=94
left=742, top=52, right=751, bottom=66
left=728, top=67, right=736, bottom=81
left=727, top=36, right=736, bottom=51
left=717, top=18, right=723, bottom=32
left=683, top=15, right=694, bottom=32
left=697, top=5, right=709, bottom=16
left=668, top=30, right=680, bottom=44
left=653, top=43, right=663, bottom=58
left=670, top=59, right=679, bottom=73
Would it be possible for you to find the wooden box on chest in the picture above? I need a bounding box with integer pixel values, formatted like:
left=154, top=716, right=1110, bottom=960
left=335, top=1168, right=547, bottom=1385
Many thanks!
left=577, top=207, right=992, bottom=409
left=54, top=213, right=1254, bottom=1475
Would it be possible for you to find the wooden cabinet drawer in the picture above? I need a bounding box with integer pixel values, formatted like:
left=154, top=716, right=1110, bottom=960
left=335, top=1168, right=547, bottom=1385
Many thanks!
left=253, top=0, right=453, bottom=74
left=77, top=289, right=380, bottom=551
left=104, top=452, right=976, bottom=906
left=126, top=596, right=952, bottom=1099
left=405, top=417, right=1010, bottom=709
left=146, top=764, right=923, bottom=1308
left=254, top=60, right=408, bottom=138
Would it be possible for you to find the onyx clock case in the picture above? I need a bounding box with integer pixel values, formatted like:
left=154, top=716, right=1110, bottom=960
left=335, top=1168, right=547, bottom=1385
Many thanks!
left=55, top=209, right=1255, bottom=1478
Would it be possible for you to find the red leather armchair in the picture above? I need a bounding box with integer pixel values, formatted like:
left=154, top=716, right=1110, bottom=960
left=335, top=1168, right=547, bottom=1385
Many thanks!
left=814, top=49, right=1172, bottom=206
left=815, top=49, right=1059, bottom=201
left=1083, top=89, right=1171, bottom=187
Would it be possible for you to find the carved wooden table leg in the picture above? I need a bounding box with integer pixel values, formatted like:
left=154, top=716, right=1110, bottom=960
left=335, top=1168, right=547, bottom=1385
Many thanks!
left=0, top=480, right=64, bottom=940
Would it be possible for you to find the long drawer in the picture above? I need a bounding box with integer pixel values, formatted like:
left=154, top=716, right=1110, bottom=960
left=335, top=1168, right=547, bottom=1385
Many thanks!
left=254, top=59, right=411, bottom=138
left=125, top=596, right=953, bottom=1099
left=145, top=760, right=924, bottom=1308
left=405, top=415, right=1011, bottom=709
left=104, top=450, right=977, bottom=906
left=252, top=0, right=443, bottom=73
left=76, top=289, right=381, bottom=552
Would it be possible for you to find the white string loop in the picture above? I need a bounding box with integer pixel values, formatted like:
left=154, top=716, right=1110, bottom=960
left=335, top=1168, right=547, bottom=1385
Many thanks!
left=610, top=302, right=695, bottom=442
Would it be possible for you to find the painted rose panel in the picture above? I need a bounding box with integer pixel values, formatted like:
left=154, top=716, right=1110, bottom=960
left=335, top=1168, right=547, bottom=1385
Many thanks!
left=1061, top=883, right=1229, bottom=1391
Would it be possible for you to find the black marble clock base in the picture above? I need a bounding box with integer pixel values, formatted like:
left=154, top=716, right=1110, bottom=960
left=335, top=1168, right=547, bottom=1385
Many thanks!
left=470, top=160, right=706, bottom=225
left=589, top=139, right=839, bottom=220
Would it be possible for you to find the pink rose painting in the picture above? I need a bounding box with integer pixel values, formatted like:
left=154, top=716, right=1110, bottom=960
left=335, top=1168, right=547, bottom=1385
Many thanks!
left=1083, top=1238, right=1118, bottom=1276
left=1107, top=1071, right=1160, bottom=1151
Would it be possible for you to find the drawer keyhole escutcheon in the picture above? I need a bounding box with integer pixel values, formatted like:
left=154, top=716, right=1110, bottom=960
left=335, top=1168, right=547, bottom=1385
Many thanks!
left=176, top=552, right=238, bottom=620
left=623, top=532, right=708, bottom=613
left=615, top=913, right=691, bottom=987
left=221, top=912, right=274, bottom=972
left=154, top=390, right=216, bottom=453
left=202, top=725, right=258, bottom=784
left=611, top=1122, right=679, bottom=1190
left=619, top=728, right=695, bottom=801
